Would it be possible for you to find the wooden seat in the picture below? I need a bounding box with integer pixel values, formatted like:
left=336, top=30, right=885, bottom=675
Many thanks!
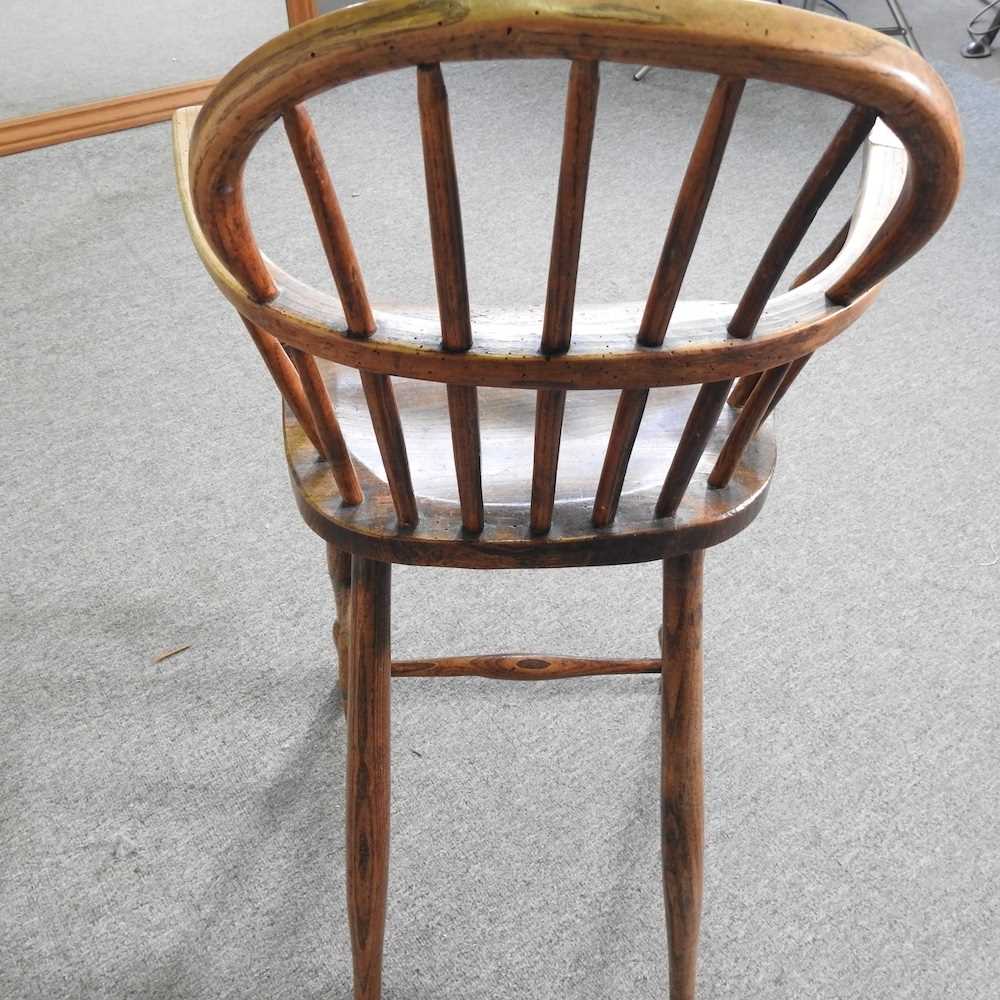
left=172, top=1, right=961, bottom=997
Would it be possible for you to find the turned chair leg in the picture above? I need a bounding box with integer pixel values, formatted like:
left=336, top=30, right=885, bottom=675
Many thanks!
left=346, top=556, right=391, bottom=999
left=661, top=550, right=705, bottom=1000
left=327, top=543, right=353, bottom=700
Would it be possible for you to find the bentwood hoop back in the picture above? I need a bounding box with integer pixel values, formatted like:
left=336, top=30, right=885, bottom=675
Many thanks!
left=173, top=1, right=961, bottom=996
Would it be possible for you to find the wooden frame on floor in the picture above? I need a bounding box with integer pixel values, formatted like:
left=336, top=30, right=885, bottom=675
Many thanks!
left=0, top=0, right=318, bottom=158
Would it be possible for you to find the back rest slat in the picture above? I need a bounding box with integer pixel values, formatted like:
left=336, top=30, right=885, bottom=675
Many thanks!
left=287, top=345, right=364, bottom=505
left=285, top=102, right=419, bottom=525
left=361, top=371, right=419, bottom=527
left=241, top=317, right=324, bottom=455
left=655, top=380, right=734, bottom=519
left=283, top=104, right=375, bottom=334
left=728, top=105, right=877, bottom=338
left=708, top=363, right=790, bottom=488
left=594, top=76, right=744, bottom=528
left=530, top=59, right=600, bottom=535
left=417, top=63, right=483, bottom=533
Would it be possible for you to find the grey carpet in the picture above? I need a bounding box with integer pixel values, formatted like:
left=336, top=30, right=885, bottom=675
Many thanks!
left=1, top=40, right=998, bottom=1000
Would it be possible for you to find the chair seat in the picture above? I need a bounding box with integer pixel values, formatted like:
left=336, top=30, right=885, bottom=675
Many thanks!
left=283, top=353, right=776, bottom=569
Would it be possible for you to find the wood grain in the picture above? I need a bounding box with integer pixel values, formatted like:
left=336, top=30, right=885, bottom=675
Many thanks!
left=0, top=77, right=218, bottom=157
left=287, top=346, right=363, bottom=505
left=346, top=557, right=391, bottom=1000
left=286, top=0, right=318, bottom=26
left=531, top=60, right=600, bottom=534
left=708, top=364, right=790, bottom=488
left=360, top=372, right=418, bottom=528
left=327, top=543, right=353, bottom=698
left=661, top=550, right=705, bottom=1000
left=392, top=654, right=660, bottom=680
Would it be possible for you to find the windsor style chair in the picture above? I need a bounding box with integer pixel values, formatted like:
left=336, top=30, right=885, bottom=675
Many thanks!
left=172, top=1, right=961, bottom=996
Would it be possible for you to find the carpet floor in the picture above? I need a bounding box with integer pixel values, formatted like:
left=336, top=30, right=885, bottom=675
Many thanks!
left=1, top=25, right=998, bottom=1000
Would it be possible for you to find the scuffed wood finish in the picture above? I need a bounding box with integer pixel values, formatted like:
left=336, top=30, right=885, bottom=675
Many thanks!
left=346, top=557, right=391, bottom=1000
left=417, top=64, right=484, bottom=533
left=594, top=76, right=743, bottom=527
left=661, top=550, right=705, bottom=1000
left=532, top=60, right=599, bottom=534
left=327, top=543, right=353, bottom=697
left=241, top=317, right=323, bottom=454
left=283, top=104, right=375, bottom=334
left=729, top=106, right=877, bottom=338
left=392, top=654, right=660, bottom=680
left=655, top=381, right=734, bottom=520
left=287, top=346, right=363, bottom=505
left=708, top=364, right=790, bottom=489
left=360, top=372, right=418, bottom=528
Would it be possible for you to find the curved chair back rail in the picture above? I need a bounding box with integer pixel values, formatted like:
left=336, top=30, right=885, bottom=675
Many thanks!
left=174, top=0, right=962, bottom=548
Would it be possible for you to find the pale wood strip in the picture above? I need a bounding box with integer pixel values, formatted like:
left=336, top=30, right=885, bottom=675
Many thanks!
left=240, top=317, right=323, bottom=454
left=638, top=77, right=745, bottom=346
left=283, top=104, right=375, bottom=334
left=287, top=346, right=363, bottom=505
left=360, top=372, right=418, bottom=528
left=532, top=60, right=600, bottom=535
left=655, top=380, right=734, bottom=519
left=417, top=64, right=484, bottom=532
left=0, top=77, right=218, bottom=157
left=707, top=364, right=790, bottom=488
left=392, top=654, right=661, bottom=680
left=728, top=106, right=877, bottom=338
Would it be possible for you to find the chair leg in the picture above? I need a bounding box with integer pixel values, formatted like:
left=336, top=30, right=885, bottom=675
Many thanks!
left=327, top=543, right=353, bottom=700
left=346, top=556, right=391, bottom=1000
left=661, top=550, right=705, bottom=1000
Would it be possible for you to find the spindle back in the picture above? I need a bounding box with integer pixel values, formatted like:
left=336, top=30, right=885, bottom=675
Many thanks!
left=175, top=0, right=961, bottom=546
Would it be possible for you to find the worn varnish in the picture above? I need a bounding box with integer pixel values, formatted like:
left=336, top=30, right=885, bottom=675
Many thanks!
left=171, top=2, right=962, bottom=997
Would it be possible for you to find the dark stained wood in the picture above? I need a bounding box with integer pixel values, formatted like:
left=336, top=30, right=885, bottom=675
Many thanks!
left=792, top=219, right=851, bottom=289
left=287, top=346, right=363, bottom=505
left=360, top=371, right=418, bottom=528
left=708, top=364, right=790, bottom=488
left=661, top=550, right=705, bottom=1000
left=241, top=316, right=323, bottom=454
left=655, top=381, right=734, bottom=519
left=594, top=77, right=743, bottom=528
left=531, top=60, right=599, bottom=534
left=727, top=372, right=759, bottom=409
left=346, top=556, right=391, bottom=1000
left=639, top=76, right=745, bottom=347
left=283, top=104, right=375, bottom=334
left=530, top=389, right=568, bottom=535
left=729, top=105, right=877, bottom=338
left=417, top=64, right=484, bottom=533
left=327, top=542, right=353, bottom=698
left=764, top=352, right=812, bottom=420
left=592, top=388, right=648, bottom=527
left=392, top=654, right=660, bottom=680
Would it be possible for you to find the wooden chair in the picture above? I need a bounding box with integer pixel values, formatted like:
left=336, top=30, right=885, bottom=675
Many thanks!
left=172, top=1, right=961, bottom=996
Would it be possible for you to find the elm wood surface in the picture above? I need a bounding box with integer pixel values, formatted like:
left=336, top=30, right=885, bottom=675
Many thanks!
left=662, top=551, right=706, bottom=1000
left=170, top=3, right=962, bottom=997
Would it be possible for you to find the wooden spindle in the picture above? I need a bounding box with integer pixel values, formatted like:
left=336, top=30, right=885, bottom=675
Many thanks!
left=417, top=63, right=483, bottom=534
left=283, top=104, right=375, bottom=335
left=287, top=346, right=363, bottom=506
left=791, top=218, right=851, bottom=289
left=285, top=0, right=317, bottom=26
left=727, top=372, right=760, bottom=409
left=531, top=59, right=600, bottom=535
left=763, top=353, right=812, bottom=420
left=361, top=371, right=418, bottom=528
left=707, top=364, right=790, bottom=489
left=655, top=380, right=734, bottom=519
left=593, top=78, right=743, bottom=528
left=240, top=317, right=323, bottom=454
left=728, top=106, right=876, bottom=338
